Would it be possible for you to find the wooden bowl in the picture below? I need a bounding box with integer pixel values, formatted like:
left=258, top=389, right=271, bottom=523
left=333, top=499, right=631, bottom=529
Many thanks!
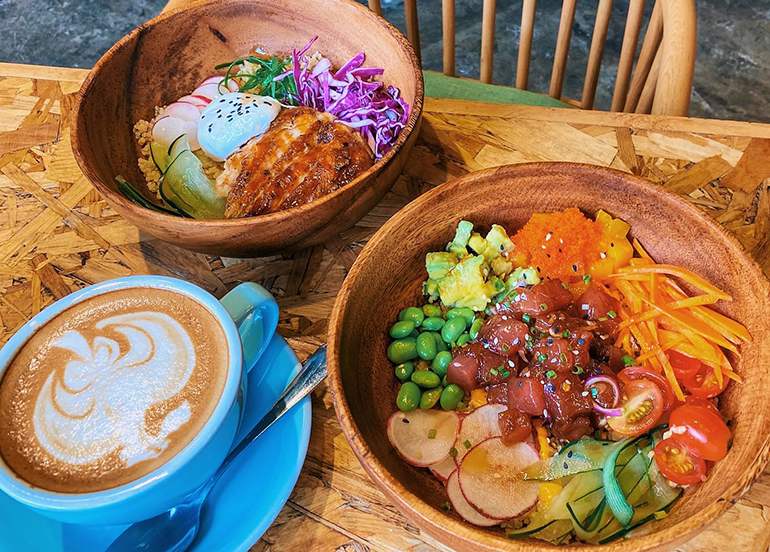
left=71, top=0, right=422, bottom=257
left=327, top=162, right=770, bottom=551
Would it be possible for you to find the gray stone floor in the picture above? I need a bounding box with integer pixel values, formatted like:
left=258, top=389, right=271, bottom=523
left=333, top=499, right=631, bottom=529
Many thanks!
left=0, top=0, right=768, bottom=122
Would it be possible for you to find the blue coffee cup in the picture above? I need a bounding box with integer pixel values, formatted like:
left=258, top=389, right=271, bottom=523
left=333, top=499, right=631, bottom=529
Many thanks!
left=0, top=275, right=279, bottom=525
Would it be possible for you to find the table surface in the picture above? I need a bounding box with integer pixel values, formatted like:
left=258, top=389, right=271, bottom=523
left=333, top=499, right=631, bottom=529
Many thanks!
left=1, top=62, right=769, bottom=552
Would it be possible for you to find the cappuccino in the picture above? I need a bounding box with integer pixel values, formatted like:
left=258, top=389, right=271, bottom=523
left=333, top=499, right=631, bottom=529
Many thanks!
left=0, top=287, right=228, bottom=493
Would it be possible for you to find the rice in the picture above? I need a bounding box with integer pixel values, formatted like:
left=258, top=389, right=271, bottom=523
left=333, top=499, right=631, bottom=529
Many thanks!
left=133, top=116, right=225, bottom=197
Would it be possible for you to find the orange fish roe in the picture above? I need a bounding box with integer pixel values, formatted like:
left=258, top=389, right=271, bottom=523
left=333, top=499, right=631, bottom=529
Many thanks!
left=511, top=208, right=602, bottom=282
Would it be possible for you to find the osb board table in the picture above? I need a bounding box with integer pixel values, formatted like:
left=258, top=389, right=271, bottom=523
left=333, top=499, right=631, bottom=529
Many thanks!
left=1, top=62, right=770, bottom=552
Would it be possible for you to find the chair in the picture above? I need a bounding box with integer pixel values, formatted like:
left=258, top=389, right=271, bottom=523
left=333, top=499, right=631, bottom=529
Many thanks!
left=367, top=0, right=697, bottom=116
left=162, top=0, right=696, bottom=116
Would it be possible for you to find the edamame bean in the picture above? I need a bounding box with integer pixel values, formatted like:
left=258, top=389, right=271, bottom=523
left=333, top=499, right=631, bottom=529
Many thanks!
left=431, top=332, right=448, bottom=352
left=411, top=369, right=441, bottom=388
left=441, top=316, right=467, bottom=344
left=431, top=351, right=452, bottom=377
left=421, top=316, right=445, bottom=331
left=446, top=307, right=475, bottom=325
left=469, top=318, right=484, bottom=340
left=456, top=332, right=471, bottom=347
left=389, top=320, right=416, bottom=339
left=394, top=362, right=414, bottom=382
left=422, top=304, right=442, bottom=318
left=416, top=332, right=437, bottom=361
left=398, top=307, right=424, bottom=326
left=397, top=382, right=421, bottom=411
left=440, top=384, right=464, bottom=410
left=387, top=337, right=417, bottom=364
left=419, top=387, right=443, bottom=409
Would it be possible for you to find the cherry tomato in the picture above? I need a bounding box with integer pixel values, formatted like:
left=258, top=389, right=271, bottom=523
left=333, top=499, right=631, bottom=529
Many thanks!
left=607, top=378, right=664, bottom=436
left=654, top=435, right=707, bottom=485
left=618, top=366, right=676, bottom=412
left=682, top=365, right=728, bottom=399
left=667, top=350, right=702, bottom=379
left=684, top=395, right=720, bottom=414
left=670, top=403, right=730, bottom=461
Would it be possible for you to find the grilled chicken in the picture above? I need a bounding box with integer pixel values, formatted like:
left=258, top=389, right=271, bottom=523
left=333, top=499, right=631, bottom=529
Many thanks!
left=219, top=107, right=373, bottom=218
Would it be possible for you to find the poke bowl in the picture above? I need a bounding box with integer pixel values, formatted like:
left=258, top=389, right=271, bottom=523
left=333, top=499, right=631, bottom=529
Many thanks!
left=71, top=0, right=422, bottom=257
left=327, top=162, right=770, bottom=551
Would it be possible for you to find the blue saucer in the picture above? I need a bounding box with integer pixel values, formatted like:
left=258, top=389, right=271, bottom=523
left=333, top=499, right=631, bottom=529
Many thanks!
left=0, top=335, right=311, bottom=552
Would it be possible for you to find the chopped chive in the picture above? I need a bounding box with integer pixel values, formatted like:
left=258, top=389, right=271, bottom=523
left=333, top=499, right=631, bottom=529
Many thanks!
left=583, top=274, right=592, bottom=284
left=463, top=439, right=472, bottom=450
left=622, top=355, right=635, bottom=367
left=607, top=310, right=617, bottom=319
left=539, top=303, right=548, bottom=311
left=427, top=428, right=437, bottom=439
left=545, top=370, right=556, bottom=379
left=502, top=370, right=511, bottom=378
left=449, top=447, right=458, bottom=458
left=562, top=330, right=571, bottom=338
left=522, top=313, right=531, bottom=324
left=559, top=352, right=568, bottom=365
left=572, top=365, right=584, bottom=375
left=537, top=353, right=548, bottom=363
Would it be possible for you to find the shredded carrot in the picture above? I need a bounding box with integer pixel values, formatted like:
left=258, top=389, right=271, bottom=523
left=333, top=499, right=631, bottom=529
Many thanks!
left=604, top=240, right=749, bottom=400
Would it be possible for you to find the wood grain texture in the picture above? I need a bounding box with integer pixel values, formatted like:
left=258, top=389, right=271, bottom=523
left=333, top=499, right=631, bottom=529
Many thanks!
left=515, top=0, right=537, bottom=90
left=548, top=0, right=576, bottom=98
left=2, top=64, right=770, bottom=551
left=73, top=0, right=423, bottom=257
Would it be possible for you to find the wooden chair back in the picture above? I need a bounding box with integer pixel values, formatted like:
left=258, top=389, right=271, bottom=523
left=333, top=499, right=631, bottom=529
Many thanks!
left=367, top=0, right=696, bottom=116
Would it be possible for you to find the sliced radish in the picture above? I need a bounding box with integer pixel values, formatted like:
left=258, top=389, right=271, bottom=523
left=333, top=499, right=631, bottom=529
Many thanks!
left=179, top=95, right=209, bottom=108
left=153, top=116, right=199, bottom=150
left=429, top=455, right=456, bottom=482
left=202, top=75, right=224, bottom=85
left=458, top=437, right=539, bottom=520
left=190, top=94, right=212, bottom=104
left=446, top=470, right=499, bottom=527
left=387, top=410, right=459, bottom=467
left=163, top=102, right=200, bottom=123
left=192, top=83, right=221, bottom=100
left=454, top=404, right=506, bottom=465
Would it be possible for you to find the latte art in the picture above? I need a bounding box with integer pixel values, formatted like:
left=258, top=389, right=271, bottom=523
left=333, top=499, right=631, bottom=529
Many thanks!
left=0, top=288, right=228, bottom=493
left=34, top=312, right=196, bottom=468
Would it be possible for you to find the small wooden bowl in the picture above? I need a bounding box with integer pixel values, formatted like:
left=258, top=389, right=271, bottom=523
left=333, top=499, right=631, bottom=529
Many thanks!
left=328, top=163, right=770, bottom=551
left=71, top=0, right=422, bottom=257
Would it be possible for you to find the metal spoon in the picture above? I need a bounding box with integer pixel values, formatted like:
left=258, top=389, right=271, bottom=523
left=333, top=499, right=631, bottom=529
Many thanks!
left=107, top=345, right=327, bottom=552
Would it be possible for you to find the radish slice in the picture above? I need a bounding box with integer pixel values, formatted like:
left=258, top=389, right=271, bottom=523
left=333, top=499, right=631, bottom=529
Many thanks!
left=201, top=75, right=224, bottom=86
left=152, top=116, right=199, bottom=150
left=429, top=455, right=456, bottom=482
left=190, top=94, right=212, bottom=104
left=192, top=83, right=221, bottom=100
left=179, top=95, right=209, bottom=108
left=163, top=102, right=201, bottom=123
left=454, top=404, right=506, bottom=465
left=387, top=410, right=459, bottom=467
left=458, top=437, right=539, bottom=520
left=446, top=471, right=498, bottom=527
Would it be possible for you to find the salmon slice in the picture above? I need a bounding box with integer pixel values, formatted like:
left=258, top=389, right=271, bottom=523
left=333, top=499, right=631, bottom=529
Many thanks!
left=219, top=107, right=373, bottom=218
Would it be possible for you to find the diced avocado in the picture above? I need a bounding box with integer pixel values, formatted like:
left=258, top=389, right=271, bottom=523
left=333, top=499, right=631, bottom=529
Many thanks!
left=491, top=256, right=513, bottom=276
left=485, top=224, right=514, bottom=255
left=447, top=220, right=473, bottom=256
left=425, top=251, right=458, bottom=280
left=160, top=138, right=225, bottom=219
left=510, top=266, right=541, bottom=286
left=436, top=255, right=493, bottom=311
left=468, top=232, right=497, bottom=262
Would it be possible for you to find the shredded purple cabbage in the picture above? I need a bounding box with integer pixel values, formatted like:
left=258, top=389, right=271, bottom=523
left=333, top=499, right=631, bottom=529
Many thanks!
left=277, top=36, right=411, bottom=159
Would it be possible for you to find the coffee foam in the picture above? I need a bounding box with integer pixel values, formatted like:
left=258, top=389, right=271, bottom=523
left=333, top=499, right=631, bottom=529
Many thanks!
left=0, top=288, right=228, bottom=493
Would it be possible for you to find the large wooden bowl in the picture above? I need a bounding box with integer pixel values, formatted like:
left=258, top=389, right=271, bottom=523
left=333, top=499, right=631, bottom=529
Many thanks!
left=327, top=163, right=770, bottom=551
left=71, top=0, right=422, bottom=257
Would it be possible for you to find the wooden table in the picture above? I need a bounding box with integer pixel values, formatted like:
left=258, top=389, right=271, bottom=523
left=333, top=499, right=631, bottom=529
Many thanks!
left=1, top=62, right=770, bottom=551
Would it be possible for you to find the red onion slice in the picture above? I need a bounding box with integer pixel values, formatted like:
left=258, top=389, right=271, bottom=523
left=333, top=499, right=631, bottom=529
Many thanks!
left=585, top=375, right=622, bottom=417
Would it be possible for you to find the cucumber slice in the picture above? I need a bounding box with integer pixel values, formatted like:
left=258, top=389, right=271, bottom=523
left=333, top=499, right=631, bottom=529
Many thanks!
left=115, top=176, right=184, bottom=216
left=167, top=134, right=187, bottom=158
left=160, top=142, right=225, bottom=219
left=150, top=141, right=170, bottom=173
left=531, top=519, right=573, bottom=544
left=526, top=437, right=638, bottom=481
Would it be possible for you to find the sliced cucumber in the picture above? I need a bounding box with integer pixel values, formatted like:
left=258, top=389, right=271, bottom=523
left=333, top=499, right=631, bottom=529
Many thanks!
left=150, top=141, right=170, bottom=173
left=116, top=176, right=184, bottom=216
left=167, top=133, right=187, bottom=158
left=160, top=140, right=225, bottom=219
left=531, top=519, right=573, bottom=544
left=525, top=437, right=636, bottom=481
